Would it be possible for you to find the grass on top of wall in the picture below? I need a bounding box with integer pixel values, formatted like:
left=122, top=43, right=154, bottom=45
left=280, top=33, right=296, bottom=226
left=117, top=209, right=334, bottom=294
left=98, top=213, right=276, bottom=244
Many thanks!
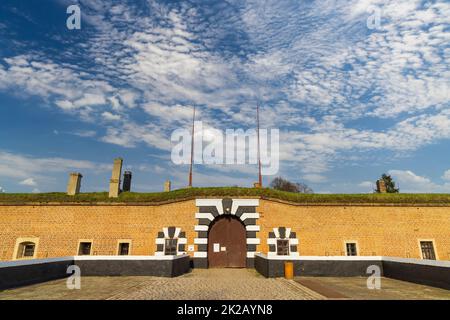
left=0, top=187, right=450, bottom=204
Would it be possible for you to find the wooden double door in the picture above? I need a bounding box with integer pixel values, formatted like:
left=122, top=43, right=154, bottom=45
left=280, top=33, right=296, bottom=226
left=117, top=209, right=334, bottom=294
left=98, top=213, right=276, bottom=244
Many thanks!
left=208, top=216, right=246, bottom=268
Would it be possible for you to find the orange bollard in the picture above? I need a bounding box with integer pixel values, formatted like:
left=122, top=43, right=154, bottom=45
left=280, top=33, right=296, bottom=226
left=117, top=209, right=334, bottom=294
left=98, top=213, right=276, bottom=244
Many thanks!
left=284, top=261, right=294, bottom=280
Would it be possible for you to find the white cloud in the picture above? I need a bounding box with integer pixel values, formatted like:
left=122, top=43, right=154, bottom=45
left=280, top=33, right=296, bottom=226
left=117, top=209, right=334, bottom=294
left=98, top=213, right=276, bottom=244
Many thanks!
left=0, top=0, right=449, bottom=189
left=0, top=186, right=5, bottom=193
left=0, top=150, right=111, bottom=181
left=74, top=94, right=107, bottom=108
left=443, top=170, right=450, bottom=181
left=101, top=111, right=121, bottom=121
left=118, top=90, right=138, bottom=108
left=19, top=178, right=37, bottom=186
left=72, top=130, right=97, bottom=138
left=101, top=122, right=170, bottom=150
left=0, top=55, right=116, bottom=117
left=388, top=169, right=450, bottom=193
left=142, top=103, right=194, bottom=125
left=55, top=100, right=75, bottom=110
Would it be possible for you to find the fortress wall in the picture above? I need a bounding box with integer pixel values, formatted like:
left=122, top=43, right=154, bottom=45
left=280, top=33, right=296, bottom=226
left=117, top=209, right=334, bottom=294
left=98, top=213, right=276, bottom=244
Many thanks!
left=0, top=199, right=449, bottom=261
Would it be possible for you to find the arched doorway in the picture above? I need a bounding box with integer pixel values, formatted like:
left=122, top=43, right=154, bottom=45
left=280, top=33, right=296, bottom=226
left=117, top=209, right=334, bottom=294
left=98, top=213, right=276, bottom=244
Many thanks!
left=208, top=216, right=246, bottom=268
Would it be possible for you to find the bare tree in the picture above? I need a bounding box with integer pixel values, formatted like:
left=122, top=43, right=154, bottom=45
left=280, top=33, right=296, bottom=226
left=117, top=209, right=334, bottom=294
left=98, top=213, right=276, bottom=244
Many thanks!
left=270, top=177, right=313, bottom=194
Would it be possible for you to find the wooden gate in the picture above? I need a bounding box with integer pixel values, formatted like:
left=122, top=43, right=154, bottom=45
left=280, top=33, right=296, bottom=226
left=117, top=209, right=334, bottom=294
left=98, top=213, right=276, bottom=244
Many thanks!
left=208, top=216, right=246, bottom=268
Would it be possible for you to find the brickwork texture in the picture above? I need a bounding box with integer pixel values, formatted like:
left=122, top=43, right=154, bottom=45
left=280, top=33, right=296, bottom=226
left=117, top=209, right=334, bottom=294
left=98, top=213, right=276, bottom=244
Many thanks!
left=0, top=199, right=449, bottom=261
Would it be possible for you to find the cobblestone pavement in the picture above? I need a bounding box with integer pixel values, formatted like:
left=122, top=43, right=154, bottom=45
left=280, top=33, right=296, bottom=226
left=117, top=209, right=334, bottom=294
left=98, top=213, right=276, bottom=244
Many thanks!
left=0, top=269, right=323, bottom=300
left=297, top=276, right=450, bottom=300
left=0, top=269, right=449, bottom=300
left=109, top=269, right=324, bottom=300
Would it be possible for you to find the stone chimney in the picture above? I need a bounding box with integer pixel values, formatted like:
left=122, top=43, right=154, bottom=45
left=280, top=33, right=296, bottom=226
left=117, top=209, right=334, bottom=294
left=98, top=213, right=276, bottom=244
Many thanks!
left=67, top=173, right=82, bottom=196
left=164, top=180, right=171, bottom=192
left=109, top=158, right=123, bottom=198
left=253, top=182, right=262, bottom=188
left=122, top=171, right=132, bottom=192
left=376, top=179, right=387, bottom=193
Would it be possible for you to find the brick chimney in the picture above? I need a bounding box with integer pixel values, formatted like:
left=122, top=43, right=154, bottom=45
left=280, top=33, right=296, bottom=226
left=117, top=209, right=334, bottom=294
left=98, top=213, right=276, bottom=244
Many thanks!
left=109, top=158, right=123, bottom=198
left=67, top=172, right=82, bottom=196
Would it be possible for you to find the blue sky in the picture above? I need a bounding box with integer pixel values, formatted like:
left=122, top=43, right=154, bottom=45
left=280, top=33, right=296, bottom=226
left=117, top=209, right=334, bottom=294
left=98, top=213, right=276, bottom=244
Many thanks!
left=0, top=0, right=449, bottom=194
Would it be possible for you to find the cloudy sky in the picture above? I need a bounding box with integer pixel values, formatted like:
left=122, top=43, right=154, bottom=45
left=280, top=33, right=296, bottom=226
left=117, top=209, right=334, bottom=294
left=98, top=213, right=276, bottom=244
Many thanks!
left=0, top=0, right=449, bottom=194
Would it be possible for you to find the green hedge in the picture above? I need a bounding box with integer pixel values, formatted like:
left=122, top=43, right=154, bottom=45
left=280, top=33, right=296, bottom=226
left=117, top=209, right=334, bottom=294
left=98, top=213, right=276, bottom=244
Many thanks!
left=0, top=187, right=449, bottom=204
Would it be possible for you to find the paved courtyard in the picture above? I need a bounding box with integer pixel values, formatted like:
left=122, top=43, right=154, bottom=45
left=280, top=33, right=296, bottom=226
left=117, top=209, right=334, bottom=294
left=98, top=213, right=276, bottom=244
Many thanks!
left=0, top=269, right=449, bottom=300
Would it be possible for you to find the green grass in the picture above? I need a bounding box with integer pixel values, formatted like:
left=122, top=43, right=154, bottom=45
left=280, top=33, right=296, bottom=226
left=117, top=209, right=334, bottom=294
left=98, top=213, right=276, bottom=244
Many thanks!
left=0, top=187, right=449, bottom=204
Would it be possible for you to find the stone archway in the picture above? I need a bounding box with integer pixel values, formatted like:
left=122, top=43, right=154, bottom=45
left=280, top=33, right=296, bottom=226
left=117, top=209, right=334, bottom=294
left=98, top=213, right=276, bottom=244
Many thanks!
left=208, top=216, right=247, bottom=268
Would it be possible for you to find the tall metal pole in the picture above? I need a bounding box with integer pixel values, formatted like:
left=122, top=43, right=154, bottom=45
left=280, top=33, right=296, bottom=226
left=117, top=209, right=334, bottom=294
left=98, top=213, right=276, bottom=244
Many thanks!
left=188, top=105, right=196, bottom=187
left=257, top=102, right=262, bottom=187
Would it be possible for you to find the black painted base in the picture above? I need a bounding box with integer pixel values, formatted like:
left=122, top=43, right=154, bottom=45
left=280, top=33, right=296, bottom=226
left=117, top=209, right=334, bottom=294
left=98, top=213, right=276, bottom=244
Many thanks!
left=383, top=260, right=450, bottom=290
left=75, top=256, right=190, bottom=277
left=256, top=257, right=383, bottom=278
left=0, top=260, right=73, bottom=290
left=192, top=257, right=208, bottom=268
left=0, top=256, right=191, bottom=290
left=191, top=257, right=254, bottom=269
left=255, top=255, right=450, bottom=290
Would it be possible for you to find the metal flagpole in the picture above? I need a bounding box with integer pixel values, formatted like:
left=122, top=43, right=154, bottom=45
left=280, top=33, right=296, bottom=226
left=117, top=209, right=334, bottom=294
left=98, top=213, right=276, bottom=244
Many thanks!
left=188, top=105, right=196, bottom=187
left=257, top=102, right=262, bottom=187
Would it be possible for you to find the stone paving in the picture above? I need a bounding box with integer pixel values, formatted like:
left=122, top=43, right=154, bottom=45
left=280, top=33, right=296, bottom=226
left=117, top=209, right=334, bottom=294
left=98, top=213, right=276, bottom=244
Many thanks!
left=0, top=268, right=449, bottom=300
left=298, top=276, right=450, bottom=300
left=109, top=269, right=323, bottom=300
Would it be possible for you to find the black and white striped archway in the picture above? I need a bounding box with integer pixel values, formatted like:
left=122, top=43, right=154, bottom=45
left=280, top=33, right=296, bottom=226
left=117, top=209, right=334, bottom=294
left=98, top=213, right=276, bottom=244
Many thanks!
left=193, top=198, right=260, bottom=268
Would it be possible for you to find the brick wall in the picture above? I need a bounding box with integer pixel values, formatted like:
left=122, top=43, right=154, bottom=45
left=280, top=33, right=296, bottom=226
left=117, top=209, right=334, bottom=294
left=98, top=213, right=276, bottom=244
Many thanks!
left=258, top=200, right=450, bottom=260
left=0, top=199, right=449, bottom=261
left=0, top=201, right=197, bottom=260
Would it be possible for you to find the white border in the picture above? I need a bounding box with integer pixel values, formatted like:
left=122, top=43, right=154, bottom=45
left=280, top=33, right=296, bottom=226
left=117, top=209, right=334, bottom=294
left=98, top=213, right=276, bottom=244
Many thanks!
left=194, top=238, right=208, bottom=244
left=73, top=255, right=188, bottom=261
left=254, top=253, right=450, bottom=267
left=246, top=225, right=260, bottom=231
left=240, top=212, right=260, bottom=221
left=195, top=199, right=223, bottom=214
left=195, top=212, right=215, bottom=221
left=0, top=254, right=189, bottom=268
left=247, top=238, right=260, bottom=245
left=193, top=252, right=207, bottom=258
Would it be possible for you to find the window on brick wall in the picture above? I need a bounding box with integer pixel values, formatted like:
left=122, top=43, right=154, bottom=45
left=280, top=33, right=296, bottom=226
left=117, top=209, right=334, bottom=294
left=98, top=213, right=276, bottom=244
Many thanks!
left=420, top=241, right=436, bottom=260
left=118, top=243, right=130, bottom=255
left=78, top=242, right=92, bottom=255
left=164, top=239, right=178, bottom=255
left=346, top=242, right=358, bottom=256
left=276, top=239, right=290, bottom=256
left=17, top=242, right=35, bottom=259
